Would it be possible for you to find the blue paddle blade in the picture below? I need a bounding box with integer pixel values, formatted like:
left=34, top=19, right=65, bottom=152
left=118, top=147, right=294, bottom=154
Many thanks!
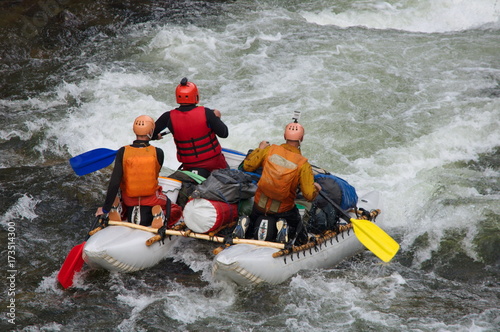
left=69, top=148, right=118, bottom=176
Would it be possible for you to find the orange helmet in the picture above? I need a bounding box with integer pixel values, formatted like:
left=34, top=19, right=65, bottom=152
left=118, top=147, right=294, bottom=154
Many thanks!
left=284, top=122, right=304, bottom=142
left=175, top=77, right=199, bottom=104
left=133, top=115, right=155, bottom=138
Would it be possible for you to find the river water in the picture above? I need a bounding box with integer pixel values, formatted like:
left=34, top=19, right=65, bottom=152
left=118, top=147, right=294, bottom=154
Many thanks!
left=1, top=0, right=499, bottom=331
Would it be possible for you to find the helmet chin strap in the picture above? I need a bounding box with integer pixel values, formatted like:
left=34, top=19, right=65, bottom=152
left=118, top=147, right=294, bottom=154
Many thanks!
left=286, top=139, right=301, bottom=149
left=146, top=127, right=155, bottom=139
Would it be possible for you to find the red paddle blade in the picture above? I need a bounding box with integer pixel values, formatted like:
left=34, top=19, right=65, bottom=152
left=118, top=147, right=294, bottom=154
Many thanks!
left=57, top=242, right=86, bottom=289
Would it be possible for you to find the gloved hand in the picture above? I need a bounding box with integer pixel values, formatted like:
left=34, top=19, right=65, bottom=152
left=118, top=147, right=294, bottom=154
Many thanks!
left=258, top=141, right=270, bottom=149
left=158, top=225, right=169, bottom=244
left=98, top=213, right=109, bottom=228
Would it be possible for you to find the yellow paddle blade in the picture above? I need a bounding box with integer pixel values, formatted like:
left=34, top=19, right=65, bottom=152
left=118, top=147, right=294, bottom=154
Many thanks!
left=350, top=219, right=400, bottom=262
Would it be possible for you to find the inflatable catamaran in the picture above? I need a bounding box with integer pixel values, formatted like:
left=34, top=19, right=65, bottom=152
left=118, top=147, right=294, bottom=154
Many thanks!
left=59, top=146, right=399, bottom=288
left=212, top=191, right=382, bottom=285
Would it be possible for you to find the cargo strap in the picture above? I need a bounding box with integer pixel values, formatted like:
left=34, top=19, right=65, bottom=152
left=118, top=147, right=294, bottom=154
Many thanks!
left=157, top=199, right=172, bottom=244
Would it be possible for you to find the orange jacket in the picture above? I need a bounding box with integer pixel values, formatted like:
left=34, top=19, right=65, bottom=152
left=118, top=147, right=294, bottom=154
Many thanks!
left=243, top=143, right=318, bottom=213
left=120, top=145, right=160, bottom=198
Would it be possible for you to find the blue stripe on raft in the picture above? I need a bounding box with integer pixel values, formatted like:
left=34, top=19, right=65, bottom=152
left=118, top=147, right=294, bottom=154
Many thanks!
left=222, top=147, right=246, bottom=156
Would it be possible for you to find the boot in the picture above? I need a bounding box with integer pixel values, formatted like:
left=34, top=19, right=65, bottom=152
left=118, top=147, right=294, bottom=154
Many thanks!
left=276, top=218, right=289, bottom=243
left=109, top=196, right=122, bottom=221
left=151, top=205, right=165, bottom=229
left=233, top=215, right=250, bottom=238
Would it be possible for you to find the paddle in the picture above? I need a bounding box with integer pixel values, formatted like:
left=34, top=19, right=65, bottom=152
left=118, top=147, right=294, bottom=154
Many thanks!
left=318, top=191, right=399, bottom=262
left=69, top=131, right=170, bottom=176
left=70, top=148, right=118, bottom=176
left=57, top=217, right=101, bottom=289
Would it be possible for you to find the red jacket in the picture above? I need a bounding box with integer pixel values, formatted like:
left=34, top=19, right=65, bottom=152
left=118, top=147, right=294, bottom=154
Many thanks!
left=170, top=106, right=223, bottom=165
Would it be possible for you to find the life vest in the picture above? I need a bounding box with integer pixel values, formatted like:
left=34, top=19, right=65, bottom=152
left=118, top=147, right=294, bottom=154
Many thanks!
left=120, top=145, right=160, bottom=198
left=255, top=144, right=307, bottom=213
left=170, top=106, right=222, bottom=165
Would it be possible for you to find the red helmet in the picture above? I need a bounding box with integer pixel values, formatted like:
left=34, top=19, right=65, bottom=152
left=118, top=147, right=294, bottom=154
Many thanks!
left=175, top=77, right=199, bottom=104
left=133, top=115, right=155, bottom=138
left=284, top=122, right=304, bottom=142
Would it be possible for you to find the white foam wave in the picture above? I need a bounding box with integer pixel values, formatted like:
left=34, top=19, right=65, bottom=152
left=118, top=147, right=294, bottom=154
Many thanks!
left=50, top=70, right=182, bottom=170
left=348, top=102, right=500, bottom=265
left=48, top=22, right=294, bottom=169
left=36, top=270, right=65, bottom=296
left=117, top=292, right=166, bottom=329
left=354, top=106, right=500, bottom=187
left=0, top=194, right=40, bottom=227
left=109, top=271, right=236, bottom=329
left=361, top=106, right=497, bottom=195
left=286, top=271, right=407, bottom=329
left=0, top=97, right=66, bottom=146
left=300, top=0, right=500, bottom=33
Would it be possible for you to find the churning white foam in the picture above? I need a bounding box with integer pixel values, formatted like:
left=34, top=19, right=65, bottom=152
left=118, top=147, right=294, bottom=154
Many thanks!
left=51, top=69, right=182, bottom=171
left=300, top=0, right=500, bottom=33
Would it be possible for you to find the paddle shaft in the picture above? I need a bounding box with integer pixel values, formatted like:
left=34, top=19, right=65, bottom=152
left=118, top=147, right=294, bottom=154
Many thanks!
left=85, top=217, right=101, bottom=240
left=318, top=191, right=359, bottom=223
